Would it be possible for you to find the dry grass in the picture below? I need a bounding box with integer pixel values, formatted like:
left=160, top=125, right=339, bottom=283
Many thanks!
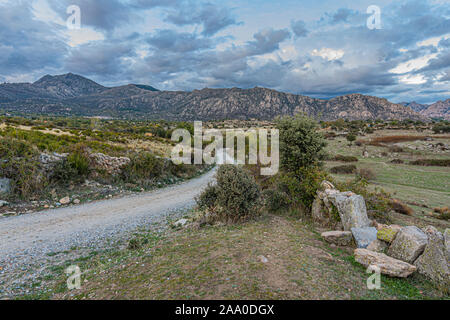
left=390, top=199, right=414, bottom=216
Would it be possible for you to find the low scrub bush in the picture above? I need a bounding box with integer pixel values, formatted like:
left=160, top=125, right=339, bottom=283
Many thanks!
left=330, top=164, right=357, bottom=174
left=336, top=178, right=392, bottom=223
left=196, top=165, right=261, bottom=223
left=390, top=199, right=414, bottom=216
left=388, top=145, right=404, bottom=153
left=390, top=159, right=404, bottom=164
left=333, top=154, right=358, bottom=162
left=0, top=137, right=45, bottom=198
left=409, top=159, right=450, bottom=167
left=120, top=152, right=164, bottom=186
left=357, top=168, right=376, bottom=181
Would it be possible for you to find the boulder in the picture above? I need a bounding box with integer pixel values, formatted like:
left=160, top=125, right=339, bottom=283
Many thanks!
left=321, top=231, right=353, bottom=246
left=328, top=192, right=371, bottom=231
left=445, top=229, right=450, bottom=265
left=0, top=178, right=11, bottom=195
left=0, top=200, right=9, bottom=207
left=354, top=249, right=416, bottom=278
left=59, top=196, right=71, bottom=205
left=174, top=218, right=188, bottom=227
left=414, top=226, right=450, bottom=289
left=388, top=226, right=428, bottom=264
left=311, top=193, right=342, bottom=230
left=377, top=225, right=402, bottom=243
left=367, top=239, right=388, bottom=253
left=351, top=227, right=377, bottom=248
left=90, top=153, right=130, bottom=175
left=320, top=180, right=335, bottom=191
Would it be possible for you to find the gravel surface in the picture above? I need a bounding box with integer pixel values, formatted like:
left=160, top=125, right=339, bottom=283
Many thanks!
left=0, top=169, right=216, bottom=297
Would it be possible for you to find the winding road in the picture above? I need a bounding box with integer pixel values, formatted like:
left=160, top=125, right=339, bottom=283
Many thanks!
left=0, top=169, right=216, bottom=280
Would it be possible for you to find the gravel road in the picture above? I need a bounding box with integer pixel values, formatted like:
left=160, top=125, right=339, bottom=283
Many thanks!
left=0, top=169, right=216, bottom=295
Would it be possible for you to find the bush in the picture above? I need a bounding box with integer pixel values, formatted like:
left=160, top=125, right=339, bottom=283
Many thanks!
left=121, top=152, right=164, bottom=185
left=276, top=114, right=327, bottom=173
left=336, top=177, right=392, bottom=223
left=357, top=168, right=376, bottom=181
left=390, top=159, right=404, bottom=164
left=333, top=154, right=358, bottom=162
left=196, top=165, right=261, bottom=223
left=330, top=164, right=357, bottom=174
left=390, top=199, right=414, bottom=216
left=346, top=133, right=357, bottom=144
left=409, top=159, right=450, bottom=167
left=432, top=123, right=450, bottom=134
left=388, top=145, right=404, bottom=153
left=265, top=166, right=328, bottom=214
left=0, top=137, right=45, bottom=198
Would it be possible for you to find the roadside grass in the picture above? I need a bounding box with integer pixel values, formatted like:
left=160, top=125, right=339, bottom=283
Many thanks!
left=24, top=214, right=447, bottom=300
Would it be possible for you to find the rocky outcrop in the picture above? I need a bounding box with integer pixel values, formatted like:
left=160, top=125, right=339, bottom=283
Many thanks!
left=351, top=227, right=377, bottom=249
left=327, top=192, right=371, bottom=231
left=354, top=249, right=416, bottom=278
left=321, top=231, right=353, bottom=246
left=0, top=73, right=428, bottom=121
left=39, top=152, right=68, bottom=171
left=388, top=226, right=428, bottom=264
left=89, top=153, right=130, bottom=175
left=414, top=226, right=450, bottom=290
left=312, top=181, right=371, bottom=231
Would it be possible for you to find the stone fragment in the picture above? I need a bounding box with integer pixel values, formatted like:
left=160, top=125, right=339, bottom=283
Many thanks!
left=388, top=226, right=428, bottom=263
left=354, top=249, right=416, bottom=278
left=351, top=227, right=377, bottom=249
left=321, top=231, right=353, bottom=246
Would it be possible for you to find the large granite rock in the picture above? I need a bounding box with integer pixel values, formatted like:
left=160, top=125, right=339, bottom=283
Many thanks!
left=415, top=226, right=450, bottom=290
left=367, top=239, right=388, bottom=253
left=354, top=249, right=416, bottom=278
left=311, top=187, right=342, bottom=230
left=0, top=178, right=11, bottom=195
left=321, top=231, right=353, bottom=246
left=388, top=226, right=428, bottom=264
left=351, top=227, right=377, bottom=248
left=327, top=192, right=371, bottom=231
left=445, top=229, right=450, bottom=265
left=377, top=225, right=402, bottom=243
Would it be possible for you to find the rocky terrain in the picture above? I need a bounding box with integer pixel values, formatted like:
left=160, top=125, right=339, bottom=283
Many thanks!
left=402, top=99, right=450, bottom=120
left=314, top=181, right=449, bottom=289
left=0, top=73, right=427, bottom=121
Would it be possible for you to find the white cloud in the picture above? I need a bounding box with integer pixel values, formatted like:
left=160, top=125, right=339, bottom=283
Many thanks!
left=389, top=53, right=438, bottom=74
left=417, top=33, right=450, bottom=47
left=64, top=29, right=105, bottom=47
left=311, top=48, right=344, bottom=61
left=398, top=74, right=427, bottom=85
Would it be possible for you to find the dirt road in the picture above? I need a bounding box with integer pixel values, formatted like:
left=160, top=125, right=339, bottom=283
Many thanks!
left=0, top=169, right=216, bottom=280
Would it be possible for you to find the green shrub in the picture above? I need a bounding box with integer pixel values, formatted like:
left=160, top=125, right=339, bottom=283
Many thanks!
left=121, top=152, right=164, bottom=185
left=346, top=133, right=357, bottom=144
left=336, top=178, right=391, bottom=223
left=330, top=164, right=357, bottom=174
left=266, top=166, right=328, bottom=214
left=432, top=123, right=450, bottom=134
left=196, top=165, right=261, bottom=223
left=0, top=137, right=45, bottom=198
left=333, top=154, right=358, bottom=162
left=357, top=168, right=376, bottom=181
left=409, top=159, right=450, bottom=167
left=276, top=114, right=327, bottom=173
left=263, top=188, right=290, bottom=212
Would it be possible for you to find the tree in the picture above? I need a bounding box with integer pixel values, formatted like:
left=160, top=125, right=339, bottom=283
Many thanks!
left=346, top=132, right=357, bottom=145
left=276, top=113, right=327, bottom=173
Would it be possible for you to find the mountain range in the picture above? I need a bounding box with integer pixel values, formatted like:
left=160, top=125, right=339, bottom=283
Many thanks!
left=0, top=73, right=445, bottom=121
left=400, top=101, right=450, bottom=120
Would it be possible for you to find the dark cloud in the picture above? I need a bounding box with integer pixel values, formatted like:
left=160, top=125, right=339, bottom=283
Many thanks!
left=291, top=20, right=309, bottom=38
left=330, top=8, right=357, bottom=23
left=165, top=2, right=240, bottom=36
left=146, top=30, right=215, bottom=52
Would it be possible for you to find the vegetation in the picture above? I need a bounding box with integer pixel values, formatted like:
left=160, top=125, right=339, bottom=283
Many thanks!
left=276, top=113, right=327, bottom=172
left=330, top=164, right=357, bottom=174
left=196, top=165, right=261, bottom=223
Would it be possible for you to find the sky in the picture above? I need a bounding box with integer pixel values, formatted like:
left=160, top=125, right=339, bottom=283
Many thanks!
left=0, top=0, right=449, bottom=104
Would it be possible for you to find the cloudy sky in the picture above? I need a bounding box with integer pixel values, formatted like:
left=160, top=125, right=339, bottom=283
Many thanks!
left=0, top=0, right=449, bottom=103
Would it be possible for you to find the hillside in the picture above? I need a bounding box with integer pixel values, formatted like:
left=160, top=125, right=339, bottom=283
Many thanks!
left=0, top=73, right=427, bottom=121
